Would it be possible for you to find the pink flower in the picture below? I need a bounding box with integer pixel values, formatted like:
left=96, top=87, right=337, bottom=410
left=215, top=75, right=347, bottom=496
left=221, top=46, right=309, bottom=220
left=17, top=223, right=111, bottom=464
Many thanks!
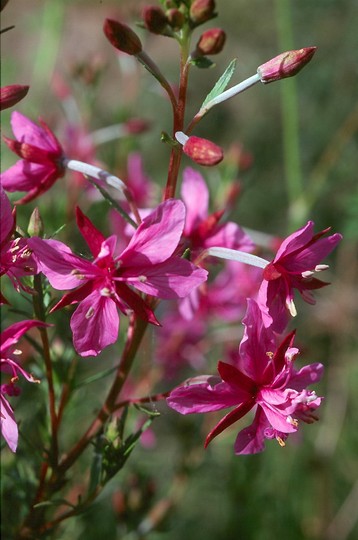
left=29, top=200, right=207, bottom=357
left=1, top=320, right=46, bottom=452
left=0, top=185, right=37, bottom=303
left=181, top=167, right=254, bottom=258
left=1, top=111, right=65, bottom=203
left=167, top=300, right=323, bottom=455
left=258, top=221, right=342, bottom=332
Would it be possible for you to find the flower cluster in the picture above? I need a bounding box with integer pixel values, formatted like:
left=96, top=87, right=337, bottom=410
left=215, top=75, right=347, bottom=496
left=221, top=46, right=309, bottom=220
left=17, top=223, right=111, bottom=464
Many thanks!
left=0, top=0, right=342, bottom=465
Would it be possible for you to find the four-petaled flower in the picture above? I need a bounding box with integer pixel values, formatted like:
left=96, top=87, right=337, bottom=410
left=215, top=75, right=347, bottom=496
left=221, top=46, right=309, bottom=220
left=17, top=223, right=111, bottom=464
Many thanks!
left=29, top=199, right=208, bottom=357
left=0, top=185, right=37, bottom=303
left=167, top=299, right=323, bottom=454
left=1, top=320, right=46, bottom=452
left=1, top=111, right=65, bottom=203
left=258, top=221, right=342, bottom=332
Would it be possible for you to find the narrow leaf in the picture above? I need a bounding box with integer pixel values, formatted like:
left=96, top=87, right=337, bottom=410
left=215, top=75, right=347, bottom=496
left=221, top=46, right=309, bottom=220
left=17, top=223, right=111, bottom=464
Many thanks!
left=201, top=58, right=237, bottom=109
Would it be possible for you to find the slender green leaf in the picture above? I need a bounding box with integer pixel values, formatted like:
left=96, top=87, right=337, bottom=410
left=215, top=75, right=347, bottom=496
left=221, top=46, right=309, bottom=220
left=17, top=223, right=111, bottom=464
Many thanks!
left=201, top=58, right=237, bottom=109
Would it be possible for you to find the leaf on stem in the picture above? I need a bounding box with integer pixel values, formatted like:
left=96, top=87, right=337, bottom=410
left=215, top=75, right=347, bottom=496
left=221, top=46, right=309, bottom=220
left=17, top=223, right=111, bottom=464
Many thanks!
left=201, top=58, right=237, bottom=108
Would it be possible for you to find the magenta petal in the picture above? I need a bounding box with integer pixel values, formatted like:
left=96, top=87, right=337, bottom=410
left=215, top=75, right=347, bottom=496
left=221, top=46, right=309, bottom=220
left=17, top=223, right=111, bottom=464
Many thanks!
left=181, top=167, right=209, bottom=234
left=76, top=207, right=106, bottom=258
left=274, top=221, right=314, bottom=261
left=0, top=395, right=18, bottom=452
left=204, top=222, right=254, bottom=252
left=259, top=400, right=296, bottom=433
left=204, top=399, right=255, bottom=447
left=127, top=258, right=207, bottom=299
left=283, top=234, right=343, bottom=272
left=0, top=319, right=48, bottom=354
left=289, top=363, right=324, bottom=390
left=10, top=111, right=56, bottom=152
left=238, top=299, right=276, bottom=381
left=29, top=237, right=100, bottom=289
left=0, top=185, right=13, bottom=243
left=119, top=199, right=185, bottom=266
left=234, top=408, right=268, bottom=455
left=0, top=161, right=50, bottom=192
left=70, top=291, right=119, bottom=357
left=167, top=376, right=240, bottom=414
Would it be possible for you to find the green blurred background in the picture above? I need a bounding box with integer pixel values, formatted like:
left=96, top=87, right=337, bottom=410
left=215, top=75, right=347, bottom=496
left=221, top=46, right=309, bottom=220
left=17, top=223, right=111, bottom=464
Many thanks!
left=1, top=1, right=357, bottom=539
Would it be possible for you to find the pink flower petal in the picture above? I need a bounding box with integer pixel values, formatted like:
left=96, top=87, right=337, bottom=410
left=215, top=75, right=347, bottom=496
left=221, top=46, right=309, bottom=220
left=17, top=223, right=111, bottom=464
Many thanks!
left=0, top=161, right=51, bottom=192
left=0, top=185, right=13, bottom=244
left=0, top=395, right=18, bottom=452
left=76, top=207, right=106, bottom=258
left=126, top=258, right=207, bottom=299
left=119, top=199, right=185, bottom=266
left=206, top=222, right=254, bottom=251
left=0, top=319, right=47, bottom=354
left=29, top=237, right=100, bottom=289
left=181, top=167, right=209, bottom=234
left=274, top=221, right=314, bottom=261
left=289, top=363, right=324, bottom=390
left=238, top=299, right=276, bottom=381
left=167, top=376, right=240, bottom=414
left=70, top=290, right=119, bottom=357
left=234, top=408, right=268, bottom=455
left=10, top=111, right=57, bottom=152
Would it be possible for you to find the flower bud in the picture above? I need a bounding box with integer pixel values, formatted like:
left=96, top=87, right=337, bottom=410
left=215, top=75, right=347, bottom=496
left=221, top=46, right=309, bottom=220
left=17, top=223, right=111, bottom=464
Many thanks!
left=0, top=85, right=29, bottom=111
left=190, top=0, right=216, bottom=24
left=124, top=118, right=151, bottom=135
left=27, top=207, right=44, bottom=238
left=103, top=18, right=142, bottom=56
left=143, top=6, right=168, bottom=35
left=196, top=28, right=226, bottom=55
left=176, top=132, right=223, bottom=166
left=166, top=8, right=185, bottom=30
left=257, top=47, right=317, bottom=84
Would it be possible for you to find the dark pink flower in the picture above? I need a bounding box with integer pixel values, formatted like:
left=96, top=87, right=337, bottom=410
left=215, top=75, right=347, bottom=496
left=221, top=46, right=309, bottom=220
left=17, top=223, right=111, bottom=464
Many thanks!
left=167, top=300, right=323, bottom=455
left=1, top=111, right=65, bottom=203
left=29, top=200, right=207, bottom=357
left=0, top=185, right=37, bottom=303
left=258, top=221, right=342, bottom=332
left=181, top=167, right=254, bottom=258
left=1, top=320, right=46, bottom=452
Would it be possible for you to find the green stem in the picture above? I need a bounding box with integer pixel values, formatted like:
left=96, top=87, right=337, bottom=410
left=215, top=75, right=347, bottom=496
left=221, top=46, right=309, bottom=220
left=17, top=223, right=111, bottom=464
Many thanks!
left=33, top=275, right=58, bottom=467
left=55, top=316, right=148, bottom=475
left=275, top=0, right=305, bottom=229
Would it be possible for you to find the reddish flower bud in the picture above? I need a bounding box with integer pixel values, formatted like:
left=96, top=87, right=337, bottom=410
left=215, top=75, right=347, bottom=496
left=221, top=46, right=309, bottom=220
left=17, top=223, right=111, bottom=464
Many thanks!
left=257, top=47, right=317, bottom=84
left=196, top=28, right=226, bottom=55
left=166, top=8, right=185, bottom=30
left=190, top=0, right=216, bottom=24
left=177, top=132, right=223, bottom=166
left=143, top=6, right=168, bottom=34
left=103, top=18, right=142, bottom=56
left=124, top=118, right=151, bottom=135
left=0, top=85, right=29, bottom=111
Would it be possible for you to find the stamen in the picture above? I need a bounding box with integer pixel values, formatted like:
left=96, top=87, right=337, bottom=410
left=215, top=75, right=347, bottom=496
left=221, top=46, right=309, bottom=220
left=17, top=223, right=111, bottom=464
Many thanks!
left=286, top=415, right=298, bottom=427
left=70, top=269, right=86, bottom=280
left=85, top=307, right=95, bottom=319
left=100, top=287, right=112, bottom=297
left=276, top=437, right=286, bottom=447
left=286, top=299, right=297, bottom=317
